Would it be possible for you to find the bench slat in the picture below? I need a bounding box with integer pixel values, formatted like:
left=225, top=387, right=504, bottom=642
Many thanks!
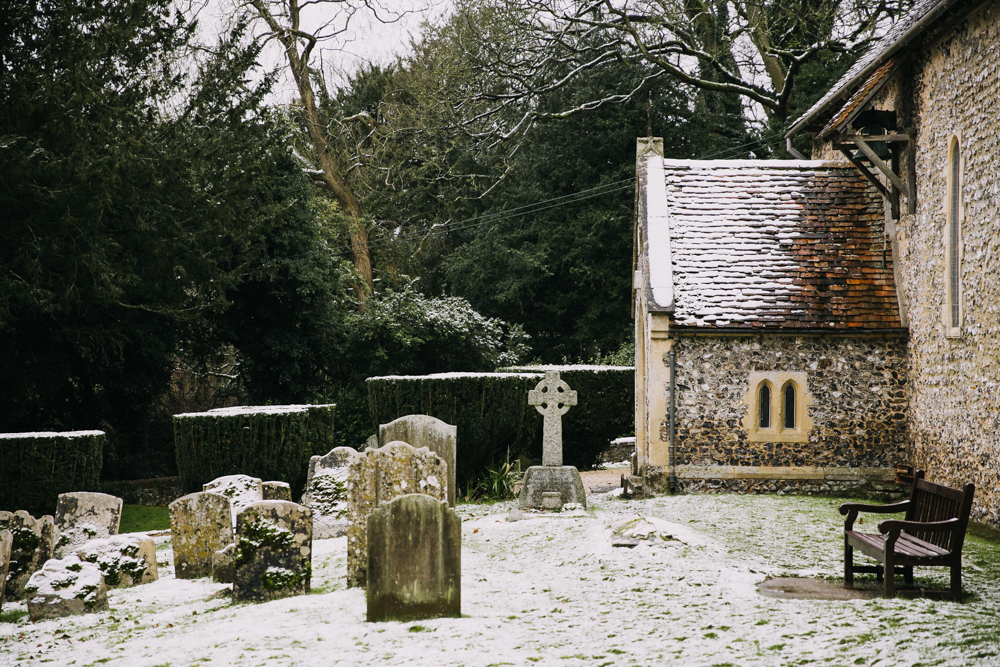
left=846, top=531, right=950, bottom=559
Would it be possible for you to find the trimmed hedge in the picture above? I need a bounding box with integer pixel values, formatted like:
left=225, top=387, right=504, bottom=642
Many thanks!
left=173, top=404, right=335, bottom=497
left=0, top=430, right=105, bottom=516
left=367, top=366, right=633, bottom=489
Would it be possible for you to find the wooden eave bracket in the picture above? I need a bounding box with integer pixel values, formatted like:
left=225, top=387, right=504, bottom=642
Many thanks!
left=834, top=128, right=917, bottom=215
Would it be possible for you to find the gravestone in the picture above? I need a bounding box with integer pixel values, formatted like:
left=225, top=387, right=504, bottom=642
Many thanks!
left=212, top=543, right=236, bottom=584
left=232, top=500, right=312, bottom=602
left=24, top=555, right=108, bottom=621
left=54, top=492, right=123, bottom=558
left=203, top=474, right=264, bottom=527
left=169, top=492, right=233, bottom=579
left=263, top=481, right=292, bottom=502
left=346, top=441, right=447, bottom=588
left=77, top=534, right=158, bottom=588
left=301, top=447, right=358, bottom=538
left=519, top=371, right=587, bottom=510
left=379, top=415, right=457, bottom=506
left=367, top=494, right=461, bottom=622
left=0, top=510, right=57, bottom=600
left=0, top=529, right=11, bottom=613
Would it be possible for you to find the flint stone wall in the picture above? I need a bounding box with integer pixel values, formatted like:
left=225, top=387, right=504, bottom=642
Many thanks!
left=54, top=492, right=123, bottom=559
left=0, top=510, right=57, bottom=600
left=346, top=442, right=447, bottom=588
left=169, top=492, right=234, bottom=579
left=655, top=335, right=908, bottom=487
left=232, top=501, right=312, bottom=603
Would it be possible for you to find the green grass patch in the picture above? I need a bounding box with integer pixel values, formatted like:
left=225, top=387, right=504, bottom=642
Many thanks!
left=0, top=609, right=28, bottom=623
left=120, top=505, right=170, bottom=533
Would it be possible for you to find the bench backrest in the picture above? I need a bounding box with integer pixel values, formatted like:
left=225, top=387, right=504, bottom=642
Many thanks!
left=905, top=470, right=975, bottom=553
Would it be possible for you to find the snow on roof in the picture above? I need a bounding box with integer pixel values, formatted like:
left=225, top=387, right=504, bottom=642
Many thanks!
left=367, top=372, right=544, bottom=381
left=0, top=430, right=105, bottom=439
left=502, top=365, right=634, bottom=372
left=173, top=404, right=333, bottom=419
left=642, top=158, right=903, bottom=330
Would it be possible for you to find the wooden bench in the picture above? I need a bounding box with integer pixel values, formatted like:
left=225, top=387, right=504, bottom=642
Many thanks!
left=839, top=470, right=975, bottom=599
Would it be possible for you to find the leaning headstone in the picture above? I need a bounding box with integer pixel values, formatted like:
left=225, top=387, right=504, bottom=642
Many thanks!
left=301, top=447, right=359, bottom=539
left=0, top=510, right=58, bottom=600
left=232, top=501, right=312, bottom=602
left=212, top=543, right=236, bottom=584
left=519, top=371, right=587, bottom=510
left=77, top=534, right=158, bottom=588
left=262, top=481, right=292, bottom=502
left=169, top=492, right=234, bottom=579
left=367, top=494, right=461, bottom=622
left=0, top=529, right=11, bottom=613
left=346, top=441, right=447, bottom=588
left=379, top=415, right=457, bottom=507
left=53, top=492, right=123, bottom=558
left=24, top=555, right=108, bottom=621
left=203, top=474, right=264, bottom=527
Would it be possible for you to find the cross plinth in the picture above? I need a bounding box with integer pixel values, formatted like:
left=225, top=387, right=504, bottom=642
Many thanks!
left=528, top=371, right=577, bottom=467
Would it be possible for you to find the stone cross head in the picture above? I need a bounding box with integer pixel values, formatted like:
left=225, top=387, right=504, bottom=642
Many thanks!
left=527, top=371, right=577, bottom=467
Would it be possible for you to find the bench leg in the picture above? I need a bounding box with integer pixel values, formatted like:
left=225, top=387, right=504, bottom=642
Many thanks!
left=844, top=540, right=854, bottom=587
left=903, top=565, right=913, bottom=585
left=883, top=554, right=895, bottom=598
left=950, top=564, right=962, bottom=601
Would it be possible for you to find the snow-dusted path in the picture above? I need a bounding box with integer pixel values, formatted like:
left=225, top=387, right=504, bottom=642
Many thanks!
left=2, top=492, right=998, bottom=666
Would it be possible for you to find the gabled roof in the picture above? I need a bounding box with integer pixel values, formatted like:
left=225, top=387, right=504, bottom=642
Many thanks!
left=787, top=0, right=967, bottom=137
left=640, top=158, right=904, bottom=331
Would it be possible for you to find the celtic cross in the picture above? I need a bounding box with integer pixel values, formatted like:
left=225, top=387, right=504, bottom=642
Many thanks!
left=527, top=371, right=578, bottom=467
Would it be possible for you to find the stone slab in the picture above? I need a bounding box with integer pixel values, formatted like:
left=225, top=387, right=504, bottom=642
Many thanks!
left=232, top=500, right=312, bottom=603
left=77, top=534, right=158, bottom=588
left=380, top=415, right=457, bottom=507
left=0, top=510, right=57, bottom=600
left=203, top=475, right=264, bottom=527
left=54, top=492, right=123, bottom=559
left=263, top=482, right=292, bottom=502
left=301, top=447, right=358, bottom=539
left=169, top=492, right=234, bottom=579
left=24, top=555, right=108, bottom=621
left=518, top=466, right=587, bottom=510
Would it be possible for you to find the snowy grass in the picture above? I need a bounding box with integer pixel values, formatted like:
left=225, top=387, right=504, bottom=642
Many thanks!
left=1, top=493, right=998, bottom=666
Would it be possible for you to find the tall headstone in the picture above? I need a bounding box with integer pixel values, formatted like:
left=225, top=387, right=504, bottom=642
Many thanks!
left=24, top=555, right=109, bottom=621
left=0, top=529, right=11, bottom=614
left=519, top=371, right=587, bottom=510
left=77, top=534, right=158, bottom=588
left=0, top=510, right=57, bottom=600
left=232, top=500, right=312, bottom=602
left=379, top=415, right=457, bottom=507
left=262, top=481, right=292, bottom=502
left=367, top=494, right=461, bottom=622
left=203, top=474, right=264, bottom=527
left=346, top=441, right=447, bottom=588
left=54, top=492, right=123, bottom=558
left=169, top=492, right=234, bottom=579
left=301, top=447, right=359, bottom=538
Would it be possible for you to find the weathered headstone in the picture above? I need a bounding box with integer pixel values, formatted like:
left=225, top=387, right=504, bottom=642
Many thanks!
left=212, top=543, right=236, bottom=584
left=203, top=474, right=264, bottom=527
left=262, top=481, right=292, bottom=502
left=232, top=501, right=312, bottom=602
left=0, top=510, right=57, bottom=600
left=379, top=415, right=457, bottom=507
left=54, top=492, right=123, bottom=558
left=77, top=534, right=158, bottom=588
left=0, top=529, right=11, bottom=613
left=169, top=492, right=234, bottom=579
left=346, top=441, right=448, bottom=588
left=367, top=494, right=461, bottom=622
left=300, top=447, right=359, bottom=539
left=24, top=555, right=109, bottom=621
left=519, top=371, right=588, bottom=510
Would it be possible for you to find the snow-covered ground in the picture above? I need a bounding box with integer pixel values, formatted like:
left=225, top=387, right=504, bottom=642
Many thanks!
left=2, top=492, right=998, bottom=666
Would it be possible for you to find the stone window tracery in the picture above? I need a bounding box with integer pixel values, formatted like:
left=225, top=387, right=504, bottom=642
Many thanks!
left=944, top=135, right=963, bottom=337
left=743, top=371, right=814, bottom=444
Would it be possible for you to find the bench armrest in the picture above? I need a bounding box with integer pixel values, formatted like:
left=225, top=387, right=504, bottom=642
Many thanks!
left=878, top=517, right=960, bottom=535
left=840, top=500, right=910, bottom=531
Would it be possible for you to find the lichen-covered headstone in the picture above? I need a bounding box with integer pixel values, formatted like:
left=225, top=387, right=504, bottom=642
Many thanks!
left=212, top=543, right=236, bottom=584
left=379, top=415, right=457, bottom=507
left=232, top=500, right=312, bottom=602
left=203, top=475, right=264, bottom=527
left=77, top=534, right=158, bottom=588
left=24, top=555, right=108, bottom=621
left=169, top=492, right=234, bottom=579
left=0, top=510, right=57, bottom=600
left=53, top=492, right=123, bottom=558
left=301, top=447, right=358, bottom=539
left=346, top=441, right=447, bottom=588
left=0, top=529, right=11, bottom=613
left=262, top=481, right=292, bottom=502
left=367, top=494, right=461, bottom=622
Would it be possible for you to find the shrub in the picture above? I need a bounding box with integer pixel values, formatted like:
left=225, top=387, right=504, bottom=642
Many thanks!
left=173, top=404, right=334, bottom=497
left=0, top=431, right=104, bottom=516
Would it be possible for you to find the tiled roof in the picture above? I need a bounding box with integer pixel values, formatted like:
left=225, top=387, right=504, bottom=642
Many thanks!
left=643, top=159, right=903, bottom=331
left=788, top=0, right=962, bottom=136
left=816, top=58, right=901, bottom=140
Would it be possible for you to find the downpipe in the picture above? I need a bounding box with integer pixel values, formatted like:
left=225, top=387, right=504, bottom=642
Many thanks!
left=668, top=346, right=678, bottom=493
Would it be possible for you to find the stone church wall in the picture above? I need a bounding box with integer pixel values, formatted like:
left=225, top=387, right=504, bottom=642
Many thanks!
left=894, top=1, right=1000, bottom=528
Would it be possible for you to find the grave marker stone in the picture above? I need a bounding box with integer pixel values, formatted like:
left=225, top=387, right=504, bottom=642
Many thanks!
left=77, top=534, right=158, bottom=588
left=527, top=371, right=577, bottom=467
left=232, top=500, right=312, bottom=602
left=263, top=481, right=292, bottom=502
left=0, top=529, right=11, bottom=613
left=212, top=543, right=236, bottom=584
left=24, top=555, right=108, bottom=621
left=367, top=494, right=461, bottom=622
left=203, top=474, right=264, bottom=527
left=346, top=441, right=447, bottom=588
left=53, top=492, right=123, bottom=558
left=0, top=510, right=57, bottom=600
left=379, top=415, right=457, bottom=506
left=169, top=492, right=233, bottom=579
left=301, top=447, right=358, bottom=538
